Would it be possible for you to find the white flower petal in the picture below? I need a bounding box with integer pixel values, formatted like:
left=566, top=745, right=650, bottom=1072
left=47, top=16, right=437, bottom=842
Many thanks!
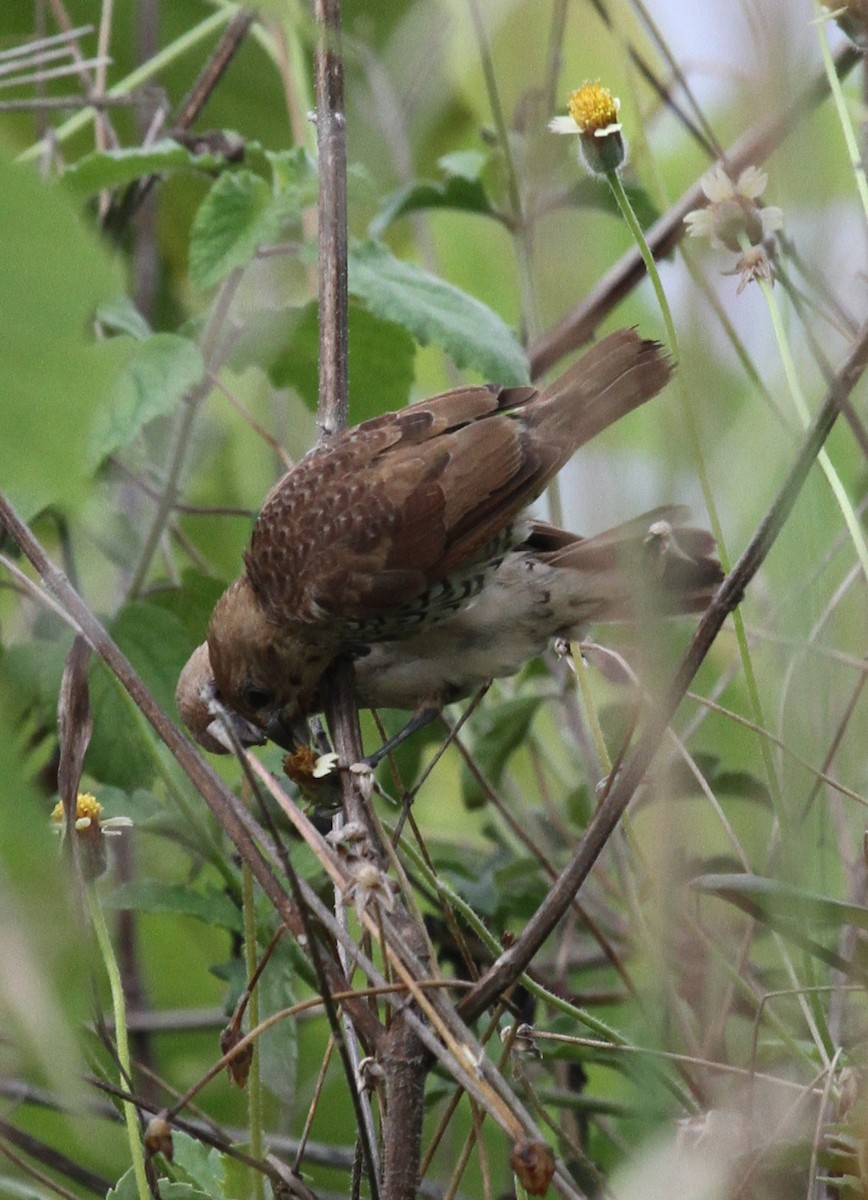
left=592, top=121, right=623, bottom=138
left=683, top=209, right=716, bottom=239
left=736, top=166, right=768, bottom=199
left=102, top=816, right=134, bottom=830
left=760, top=205, right=784, bottom=234
left=548, top=115, right=580, bottom=135
left=701, top=166, right=735, bottom=203
left=312, top=752, right=340, bottom=779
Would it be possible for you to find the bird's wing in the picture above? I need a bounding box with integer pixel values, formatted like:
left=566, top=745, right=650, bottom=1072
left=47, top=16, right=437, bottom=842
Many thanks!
left=245, top=331, right=670, bottom=626
left=246, top=381, right=544, bottom=624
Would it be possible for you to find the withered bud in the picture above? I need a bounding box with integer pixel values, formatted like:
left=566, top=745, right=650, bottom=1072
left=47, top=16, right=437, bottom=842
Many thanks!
left=220, top=1024, right=254, bottom=1089
left=510, top=1139, right=556, bottom=1196
left=144, top=1112, right=174, bottom=1160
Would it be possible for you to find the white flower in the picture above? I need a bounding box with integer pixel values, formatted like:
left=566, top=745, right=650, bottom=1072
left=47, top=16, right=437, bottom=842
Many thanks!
left=684, top=164, right=783, bottom=252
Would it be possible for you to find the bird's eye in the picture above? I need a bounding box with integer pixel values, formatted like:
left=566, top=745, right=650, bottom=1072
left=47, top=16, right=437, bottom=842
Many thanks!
left=241, top=684, right=274, bottom=712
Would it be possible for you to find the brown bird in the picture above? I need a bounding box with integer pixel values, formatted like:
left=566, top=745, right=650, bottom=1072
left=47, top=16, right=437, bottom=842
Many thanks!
left=176, top=329, right=722, bottom=755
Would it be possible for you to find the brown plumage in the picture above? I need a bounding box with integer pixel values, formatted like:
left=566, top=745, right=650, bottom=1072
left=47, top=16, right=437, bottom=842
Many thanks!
left=176, top=329, right=722, bottom=753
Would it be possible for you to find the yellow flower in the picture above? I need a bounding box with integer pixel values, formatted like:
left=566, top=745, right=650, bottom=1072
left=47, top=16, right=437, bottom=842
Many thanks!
left=51, top=792, right=132, bottom=879
left=549, top=81, right=626, bottom=174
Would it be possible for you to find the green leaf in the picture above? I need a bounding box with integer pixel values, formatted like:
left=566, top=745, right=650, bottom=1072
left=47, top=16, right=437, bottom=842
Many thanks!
left=438, top=149, right=490, bottom=181
left=693, top=874, right=868, bottom=933
left=0, top=1178, right=48, bottom=1199
left=97, top=295, right=152, bottom=340
left=171, top=1132, right=227, bottom=1197
left=460, top=695, right=542, bottom=809
left=62, top=138, right=234, bottom=197
left=189, top=170, right=283, bottom=290
left=159, top=1184, right=216, bottom=1200
left=106, top=1168, right=143, bottom=1200
left=0, top=149, right=127, bottom=517
left=257, top=939, right=298, bottom=1105
left=86, top=601, right=193, bottom=788
left=269, top=300, right=415, bottom=419
left=147, top=571, right=230, bottom=645
left=693, top=874, right=868, bottom=980
left=104, top=881, right=243, bottom=933
left=90, top=334, right=205, bottom=463
left=264, top=145, right=318, bottom=200
left=372, top=164, right=497, bottom=235
left=348, top=239, right=530, bottom=385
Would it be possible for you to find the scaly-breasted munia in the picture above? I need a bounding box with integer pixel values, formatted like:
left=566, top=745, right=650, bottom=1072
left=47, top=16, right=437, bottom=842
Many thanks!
left=176, top=329, right=722, bottom=754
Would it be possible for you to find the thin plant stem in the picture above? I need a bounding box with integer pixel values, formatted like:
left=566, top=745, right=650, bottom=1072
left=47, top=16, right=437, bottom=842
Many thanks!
left=758, top=272, right=868, bottom=583
left=466, top=0, right=539, bottom=339
left=813, top=1, right=868, bottom=225
left=569, top=644, right=612, bottom=774
left=604, top=166, right=785, bottom=823
left=127, top=266, right=243, bottom=596
left=241, top=863, right=265, bottom=1200
left=86, top=884, right=150, bottom=1200
left=19, top=7, right=238, bottom=162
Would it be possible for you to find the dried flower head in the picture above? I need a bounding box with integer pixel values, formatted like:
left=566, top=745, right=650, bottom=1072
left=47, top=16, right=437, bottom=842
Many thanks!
left=344, top=860, right=396, bottom=921
left=283, top=747, right=342, bottom=809
left=724, top=244, right=774, bottom=294
left=684, top=165, right=783, bottom=252
left=51, top=793, right=132, bottom=880
left=549, top=81, right=626, bottom=174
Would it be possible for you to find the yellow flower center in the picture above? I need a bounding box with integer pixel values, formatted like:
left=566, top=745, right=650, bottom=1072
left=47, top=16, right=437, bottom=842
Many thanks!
left=568, top=82, right=619, bottom=134
left=51, top=792, right=103, bottom=827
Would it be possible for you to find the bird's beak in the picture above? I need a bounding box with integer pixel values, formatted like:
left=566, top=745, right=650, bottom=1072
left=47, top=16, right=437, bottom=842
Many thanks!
left=264, top=712, right=311, bottom=753
left=205, top=711, right=267, bottom=753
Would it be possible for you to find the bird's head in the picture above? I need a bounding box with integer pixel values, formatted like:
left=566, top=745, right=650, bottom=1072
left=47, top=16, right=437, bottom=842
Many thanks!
left=177, top=577, right=334, bottom=753
left=175, top=640, right=267, bottom=754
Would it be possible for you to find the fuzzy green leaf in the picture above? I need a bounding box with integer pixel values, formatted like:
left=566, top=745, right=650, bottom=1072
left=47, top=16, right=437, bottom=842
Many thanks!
left=189, top=170, right=282, bottom=290
left=62, top=138, right=233, bottom=197
left=90, top=334, right=204, bottom=463
left=87, top=602, right=193, bottom=788
left=104, top=881, right=243, bottom=933
left=348, top=239, right=529, bottom=385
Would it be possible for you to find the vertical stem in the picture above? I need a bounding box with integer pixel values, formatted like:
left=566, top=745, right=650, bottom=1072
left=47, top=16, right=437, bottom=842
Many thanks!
left=242, top=863, right=266, bottom=1200
left=87, top=885, right=150, bottom=1200
left=314, top=0, right=349, bottom=436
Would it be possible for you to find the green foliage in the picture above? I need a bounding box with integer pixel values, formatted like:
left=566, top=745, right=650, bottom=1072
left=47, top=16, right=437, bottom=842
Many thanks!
left=1, top=5, right=866, bottom=1200
left=265, top=300, right=417, bottom=418
left=348, top=238, right=530, bottom=384
left=189, top=169, right=286, bottom=291
left=91, top=335, right=205, bottom=463
left=104, top=880, right=244, bottom=933
left=0, top=150, right=126, bottom=517
left=460, top=694, right=543, bottom=808
left=62, top=138, right=243, bottom=196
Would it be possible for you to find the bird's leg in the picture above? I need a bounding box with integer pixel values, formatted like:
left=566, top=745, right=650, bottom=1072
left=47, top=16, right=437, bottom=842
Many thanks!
left=365, top=702, right=442, bottom=768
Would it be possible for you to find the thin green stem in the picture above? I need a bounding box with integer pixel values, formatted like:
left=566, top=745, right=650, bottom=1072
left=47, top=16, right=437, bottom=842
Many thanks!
left=87, top=884, right=150, bottom=1200
left=242, top=863, right=265, bottom=1200
left=18, top=8, right=238, bottom=162
left=759, top=273, right=868, bottom=583
left=570, top=644, right=612, bottom=774
left=605, top=167, right=785, bottom=823
left=127, top=266, right=243, bottom=597
left=813, top=2, right=868, bottom=225
left=466, top=0, right=540, bottom=341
